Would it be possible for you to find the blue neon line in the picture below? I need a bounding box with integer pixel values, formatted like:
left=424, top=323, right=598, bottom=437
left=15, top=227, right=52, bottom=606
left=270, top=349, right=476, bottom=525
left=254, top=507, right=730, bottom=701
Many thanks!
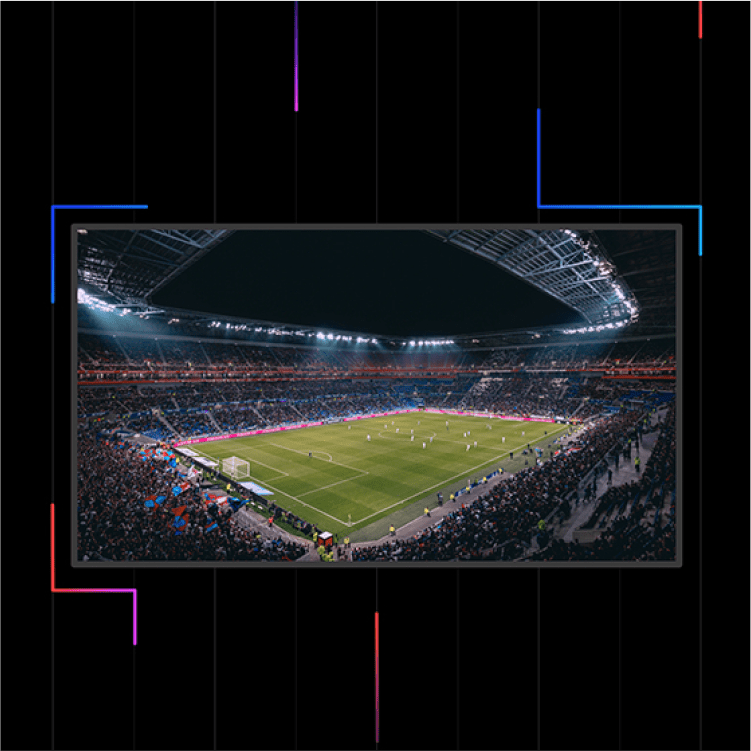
left=51, top=204, right=148, bottom=303
left=536, top=109, right=702, bottom=256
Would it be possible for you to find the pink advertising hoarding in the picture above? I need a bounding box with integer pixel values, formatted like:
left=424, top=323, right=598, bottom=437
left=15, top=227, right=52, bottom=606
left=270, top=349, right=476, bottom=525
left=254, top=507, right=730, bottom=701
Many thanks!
left=172, top=409, right=423, bottom=447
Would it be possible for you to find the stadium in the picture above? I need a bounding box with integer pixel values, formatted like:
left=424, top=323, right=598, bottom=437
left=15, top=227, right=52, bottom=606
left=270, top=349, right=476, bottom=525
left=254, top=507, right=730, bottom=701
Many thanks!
left=75, top=226, right=678, bottom=565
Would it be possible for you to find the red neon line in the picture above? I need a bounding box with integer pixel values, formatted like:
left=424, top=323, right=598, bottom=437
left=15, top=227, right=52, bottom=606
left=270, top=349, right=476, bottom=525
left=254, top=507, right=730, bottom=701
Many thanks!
left=699, top=1, right=702, bottom=39
left=50, top=504, right=138, bottom=644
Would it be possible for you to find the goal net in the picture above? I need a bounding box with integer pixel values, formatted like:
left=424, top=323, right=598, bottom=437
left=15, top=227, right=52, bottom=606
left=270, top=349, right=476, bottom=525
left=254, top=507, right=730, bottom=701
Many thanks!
left=222, top=456, right=250, bottom=480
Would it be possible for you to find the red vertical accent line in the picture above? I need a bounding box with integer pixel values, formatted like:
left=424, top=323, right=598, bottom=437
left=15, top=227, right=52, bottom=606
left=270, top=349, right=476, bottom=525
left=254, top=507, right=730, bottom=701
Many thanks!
left=375, top=612, right=379, bottom=743
left=699, top=1, right=702, bottom=39
left=51, top=504, right=56, bottom=589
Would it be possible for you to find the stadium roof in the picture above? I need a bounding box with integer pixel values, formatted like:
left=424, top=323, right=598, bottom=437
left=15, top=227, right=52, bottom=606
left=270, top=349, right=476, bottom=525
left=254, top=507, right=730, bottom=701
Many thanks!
left=77, top=227, right=674, bottom=347
left=423, top=229, right=640, bottom=327
left=77, top=229, right=237, bottom=304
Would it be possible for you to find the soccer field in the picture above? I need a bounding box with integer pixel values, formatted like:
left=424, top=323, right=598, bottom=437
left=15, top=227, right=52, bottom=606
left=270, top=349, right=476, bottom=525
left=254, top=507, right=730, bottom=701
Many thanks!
left=187, top=412, right=570, bottom=539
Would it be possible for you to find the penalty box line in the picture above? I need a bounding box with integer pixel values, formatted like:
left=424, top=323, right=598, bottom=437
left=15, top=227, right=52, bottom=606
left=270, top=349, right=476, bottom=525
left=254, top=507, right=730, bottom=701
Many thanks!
left=268, top=442, right=370, bottom=475
left=232, top=472, right=349, bottom=527
left=188, top=447, right=347, bottom=522
left=351, top=423, right=570, bottom=526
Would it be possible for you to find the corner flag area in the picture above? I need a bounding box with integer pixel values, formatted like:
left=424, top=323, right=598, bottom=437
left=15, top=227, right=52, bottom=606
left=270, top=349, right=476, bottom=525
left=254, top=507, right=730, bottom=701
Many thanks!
left=189, top=412, right=569, bottom=538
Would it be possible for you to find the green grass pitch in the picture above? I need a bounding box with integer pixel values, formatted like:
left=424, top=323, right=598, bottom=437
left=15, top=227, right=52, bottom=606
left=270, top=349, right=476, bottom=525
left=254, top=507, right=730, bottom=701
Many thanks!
left=189, top=412, right=570, bottom=540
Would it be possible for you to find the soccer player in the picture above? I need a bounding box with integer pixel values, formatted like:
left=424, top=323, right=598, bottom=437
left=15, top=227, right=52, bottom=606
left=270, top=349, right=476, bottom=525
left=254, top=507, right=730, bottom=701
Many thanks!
left=411, top=435, right=414, bottom=441
left=474, top=441, right=477, bottom=447
left=430, top=436, right=433, bottom=443
left=423, top=442, right=426, bottom=449
left=502, top=436, right=505, bottom=443
left=367, top=435, right=371, bottom=441
left=466, top=444, right=470, bottom=451
left=309, top=451, right=312, bottom=457
left=396, top=428, right=399, bottom=433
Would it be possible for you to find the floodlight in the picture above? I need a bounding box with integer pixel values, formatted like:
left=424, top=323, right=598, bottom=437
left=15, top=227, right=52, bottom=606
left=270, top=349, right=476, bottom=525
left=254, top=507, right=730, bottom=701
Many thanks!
left=327, top=334, right=334, bottom=340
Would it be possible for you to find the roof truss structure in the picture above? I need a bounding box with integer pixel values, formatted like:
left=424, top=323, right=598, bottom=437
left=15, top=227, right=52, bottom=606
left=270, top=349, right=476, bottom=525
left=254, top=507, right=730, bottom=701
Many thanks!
left=423, top=228, right=640, bottom=326
left=77, top=229, right=237, bottom=305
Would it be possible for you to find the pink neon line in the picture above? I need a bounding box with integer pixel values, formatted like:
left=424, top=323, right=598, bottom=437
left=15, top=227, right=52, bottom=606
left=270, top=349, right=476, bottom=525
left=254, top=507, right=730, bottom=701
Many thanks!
left=699, top=1, right=702, bottom=38
left=51, top=504, right=138, bottom=645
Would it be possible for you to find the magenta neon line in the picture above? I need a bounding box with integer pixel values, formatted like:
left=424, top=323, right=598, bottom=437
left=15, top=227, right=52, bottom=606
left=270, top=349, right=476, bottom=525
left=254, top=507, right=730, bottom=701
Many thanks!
left=294, top=1, right=298, bottom=111
left=50, top=504, right=138, bottom=645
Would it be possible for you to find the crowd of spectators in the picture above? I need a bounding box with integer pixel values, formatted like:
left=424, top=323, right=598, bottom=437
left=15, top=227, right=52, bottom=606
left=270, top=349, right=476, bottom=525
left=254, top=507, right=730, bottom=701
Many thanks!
left=352, top=409, right=646, bottom=562
left=77, top=426, right=308, bottom=561
left=78, top=370, right=674, bottom=444
left=532, top=402, right=676, bottom=561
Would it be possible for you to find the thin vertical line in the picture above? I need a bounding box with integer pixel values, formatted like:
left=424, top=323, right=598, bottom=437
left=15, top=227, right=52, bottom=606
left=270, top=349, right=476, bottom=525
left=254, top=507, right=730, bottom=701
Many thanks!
left=133, top=585, right=136, bottom=751
left=51, top=594, right=55, bottom=751
left=456, top=1, right=459, bottom=224
left=456, top=569, right=459, bottom=751
left=376, top=566, right=379, bottom=746
left=214, top=2, right=217, bottom=224
left=536, top=2, right=540, bottom=225
left=51, top=2, right=54, bottom=199
left=375, top=1, right=378, bottom=224
left=133, top=2, right=136, bottom=223
left=618, top=13, right=623, bottom=749
left=697, top=12, right=703, bottom=746
left=296, top=1, right=298, bottom=222
left=537, top=568, right=541, bottom=751
left=132, top=4, right=137, bottom=734
left=698, top=39, right=702, bottom=205
left=618, top=1, right=622, bottom=226
left=50, top=5, right=55, bottom=748
left=295, top=570, right=298, bottom=750
left=375, top=611, right=380, bottom=746
left=214, top=568, right=217, bottom=751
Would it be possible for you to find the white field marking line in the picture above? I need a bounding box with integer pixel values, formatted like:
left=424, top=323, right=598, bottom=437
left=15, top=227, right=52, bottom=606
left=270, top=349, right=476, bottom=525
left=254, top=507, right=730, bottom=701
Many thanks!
left=297, top=472, right=368, bottom=498
left=267, top=442, right=369, bottom=475
left=242, top=473, right=349, bottom=526
left=191, top=444, right=290, bottom=478
left=179, top=447, right=348, bottom=525
left=350, top=424, right=570, bottom=526
left=227, top=449, right=291, bottom=478
left=313, top=451, right=333, bottom=462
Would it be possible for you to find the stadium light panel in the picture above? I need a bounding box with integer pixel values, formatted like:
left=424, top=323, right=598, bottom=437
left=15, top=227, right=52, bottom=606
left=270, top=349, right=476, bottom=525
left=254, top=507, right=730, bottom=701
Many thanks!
left=327, top=334, right=334, bottom=340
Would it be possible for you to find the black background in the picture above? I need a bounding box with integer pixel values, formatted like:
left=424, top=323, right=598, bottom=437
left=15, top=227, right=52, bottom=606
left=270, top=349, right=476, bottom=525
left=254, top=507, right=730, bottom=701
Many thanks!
left=2, top=2, right=749, bottom=750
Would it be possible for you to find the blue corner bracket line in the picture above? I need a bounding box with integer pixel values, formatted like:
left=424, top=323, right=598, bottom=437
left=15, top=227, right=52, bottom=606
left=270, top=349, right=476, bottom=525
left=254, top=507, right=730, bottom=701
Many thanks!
left=51, top=204, right=149, bottom=304
left=536, top=109, right=702, bottom=256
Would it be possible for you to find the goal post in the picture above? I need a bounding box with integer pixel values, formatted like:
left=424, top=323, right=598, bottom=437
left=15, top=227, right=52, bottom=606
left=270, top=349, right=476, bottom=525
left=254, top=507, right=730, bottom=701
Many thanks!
left=222, top=456, right=250, bottom=480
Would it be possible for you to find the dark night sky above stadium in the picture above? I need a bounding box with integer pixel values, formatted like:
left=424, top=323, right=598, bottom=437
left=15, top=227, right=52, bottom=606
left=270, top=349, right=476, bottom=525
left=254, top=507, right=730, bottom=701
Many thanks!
left=152, top=230, right=585, bottom=337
